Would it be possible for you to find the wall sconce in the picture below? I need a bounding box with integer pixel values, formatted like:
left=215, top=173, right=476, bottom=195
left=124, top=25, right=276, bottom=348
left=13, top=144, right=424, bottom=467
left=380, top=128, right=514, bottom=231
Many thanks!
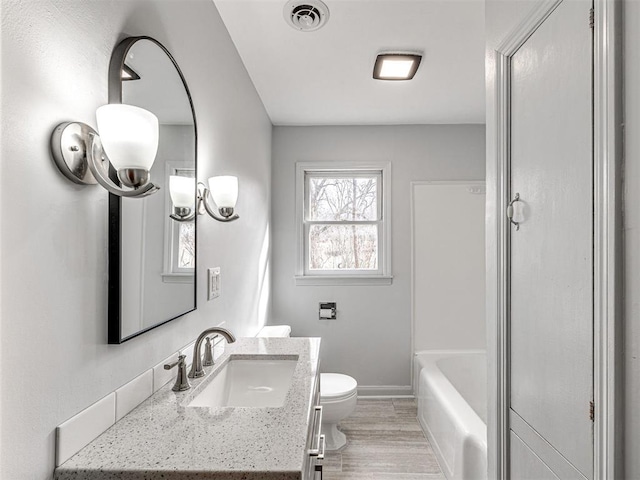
left=169, top=175, right=239, bottom=223
left=205, top=176, right=239, bottom=222
left=51, top=104, right=160, bottom=198
left=169, top=176, right=196, bottom=221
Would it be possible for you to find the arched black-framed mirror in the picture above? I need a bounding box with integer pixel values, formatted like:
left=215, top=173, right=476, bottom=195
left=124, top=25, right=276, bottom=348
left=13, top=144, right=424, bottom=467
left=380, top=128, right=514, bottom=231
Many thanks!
left=107, top=36, right=198, bottom=344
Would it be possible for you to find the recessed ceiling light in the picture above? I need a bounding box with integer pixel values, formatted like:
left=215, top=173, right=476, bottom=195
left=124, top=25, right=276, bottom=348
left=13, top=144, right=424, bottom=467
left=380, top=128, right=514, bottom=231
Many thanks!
left=373, top=53, right=422, bottom=81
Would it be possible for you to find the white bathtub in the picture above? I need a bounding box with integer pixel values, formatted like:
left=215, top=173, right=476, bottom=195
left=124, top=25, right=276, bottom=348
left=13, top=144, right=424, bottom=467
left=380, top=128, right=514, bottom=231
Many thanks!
left=414, top=351, right=487, bottom=480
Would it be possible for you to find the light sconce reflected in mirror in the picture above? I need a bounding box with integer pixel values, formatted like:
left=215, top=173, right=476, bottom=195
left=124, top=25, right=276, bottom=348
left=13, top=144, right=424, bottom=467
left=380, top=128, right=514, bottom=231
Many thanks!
left=51, top=104, right=160, bottom=198
left=169, top=176, right=197, bottom=222
left=169, top=175, right=239, bottom=223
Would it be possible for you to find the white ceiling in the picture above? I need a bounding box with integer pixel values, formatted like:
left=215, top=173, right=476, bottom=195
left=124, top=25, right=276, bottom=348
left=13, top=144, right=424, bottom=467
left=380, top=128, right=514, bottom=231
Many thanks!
left=214, top=0, right=485, bottom=126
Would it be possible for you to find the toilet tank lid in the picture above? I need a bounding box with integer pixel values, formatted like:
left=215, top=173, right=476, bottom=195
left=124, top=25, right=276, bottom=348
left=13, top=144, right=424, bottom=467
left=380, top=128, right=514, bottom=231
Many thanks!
left=256, top=325, right=291, bottom=337
left=320, top=373, right=358, bottom=398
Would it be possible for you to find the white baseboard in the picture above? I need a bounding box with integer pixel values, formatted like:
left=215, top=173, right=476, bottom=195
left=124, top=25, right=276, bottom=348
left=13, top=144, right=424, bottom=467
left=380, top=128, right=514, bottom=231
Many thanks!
left=357, top=385, right=413, bottom=397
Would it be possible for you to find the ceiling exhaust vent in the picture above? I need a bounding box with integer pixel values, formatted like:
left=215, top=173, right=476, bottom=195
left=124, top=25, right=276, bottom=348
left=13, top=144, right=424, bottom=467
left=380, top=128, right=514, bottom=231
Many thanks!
left=284, top=0, right=329, bottom=32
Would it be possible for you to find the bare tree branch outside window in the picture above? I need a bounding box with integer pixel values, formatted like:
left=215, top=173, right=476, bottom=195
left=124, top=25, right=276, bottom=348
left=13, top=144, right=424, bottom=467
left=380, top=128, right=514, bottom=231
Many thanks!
left=307, top=176, right=379, bottom=270
left=175, top=168, right=195, bottom=270
left=178, top=222, right=195, bottom=268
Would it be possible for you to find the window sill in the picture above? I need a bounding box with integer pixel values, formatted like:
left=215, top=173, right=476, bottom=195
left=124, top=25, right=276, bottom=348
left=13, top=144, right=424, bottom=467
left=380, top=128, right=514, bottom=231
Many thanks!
left=294, top=275, right=393, bottom=286
left=162, top=273, right=195, bottom=284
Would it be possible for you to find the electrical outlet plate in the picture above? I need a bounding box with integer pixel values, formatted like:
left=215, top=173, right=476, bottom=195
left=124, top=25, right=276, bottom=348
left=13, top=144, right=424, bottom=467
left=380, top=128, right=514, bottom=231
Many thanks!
left=208, top=267, right=220, bottom=300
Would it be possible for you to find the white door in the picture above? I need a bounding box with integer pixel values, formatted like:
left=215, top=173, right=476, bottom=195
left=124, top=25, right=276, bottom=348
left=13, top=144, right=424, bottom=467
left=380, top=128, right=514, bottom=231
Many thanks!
left=412, top=183, right=486, bottom=353
left=509, top=0, right=593, bottom=478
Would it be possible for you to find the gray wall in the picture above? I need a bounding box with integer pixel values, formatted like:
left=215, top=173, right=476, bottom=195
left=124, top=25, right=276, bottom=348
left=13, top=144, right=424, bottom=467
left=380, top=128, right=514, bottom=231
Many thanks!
left=0, top=1, right=272, bottom=478
left=271, top=125, right=485, bottom=393
left=624, top=0, right=640, bottom=476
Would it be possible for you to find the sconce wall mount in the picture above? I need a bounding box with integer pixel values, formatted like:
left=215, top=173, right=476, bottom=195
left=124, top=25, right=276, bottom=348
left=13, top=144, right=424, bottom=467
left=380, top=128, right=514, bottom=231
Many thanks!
left=51, top=122, right=100, bottom=186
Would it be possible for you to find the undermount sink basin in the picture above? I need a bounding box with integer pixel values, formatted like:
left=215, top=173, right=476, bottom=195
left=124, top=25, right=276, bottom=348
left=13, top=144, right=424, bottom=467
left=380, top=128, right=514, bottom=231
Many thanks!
left=187, top=356, right=299, bottom=408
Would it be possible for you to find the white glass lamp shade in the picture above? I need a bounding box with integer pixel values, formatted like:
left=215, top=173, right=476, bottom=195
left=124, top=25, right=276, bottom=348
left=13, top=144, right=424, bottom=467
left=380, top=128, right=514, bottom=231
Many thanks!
left=96, top=104, right=159, bottom=171
left=169, top=176, right=195, bottom=208
left=208, top=176, right=238, bottom=208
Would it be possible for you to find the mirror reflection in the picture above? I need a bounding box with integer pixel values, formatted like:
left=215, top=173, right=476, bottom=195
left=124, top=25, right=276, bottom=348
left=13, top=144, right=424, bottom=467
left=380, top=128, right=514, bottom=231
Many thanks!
left=110, top=37, right=196, bottom=342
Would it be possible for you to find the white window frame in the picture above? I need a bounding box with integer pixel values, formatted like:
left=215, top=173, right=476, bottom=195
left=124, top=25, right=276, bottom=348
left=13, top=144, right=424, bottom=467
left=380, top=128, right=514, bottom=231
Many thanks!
left=295, top=161, right=392, bottom=286
left=162, top=162, right=195, bottom=284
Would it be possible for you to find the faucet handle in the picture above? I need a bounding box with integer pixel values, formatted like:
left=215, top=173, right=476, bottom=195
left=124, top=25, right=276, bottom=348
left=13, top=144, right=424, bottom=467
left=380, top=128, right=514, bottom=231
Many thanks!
left=203, top=335, right=216, bottom=367
left=164, top=354, right=191, bottom=392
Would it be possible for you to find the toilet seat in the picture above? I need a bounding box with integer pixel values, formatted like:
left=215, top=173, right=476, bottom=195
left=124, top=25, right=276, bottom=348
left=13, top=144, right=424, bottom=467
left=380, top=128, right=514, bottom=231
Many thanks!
left=321, top=373, right=358, bottom=401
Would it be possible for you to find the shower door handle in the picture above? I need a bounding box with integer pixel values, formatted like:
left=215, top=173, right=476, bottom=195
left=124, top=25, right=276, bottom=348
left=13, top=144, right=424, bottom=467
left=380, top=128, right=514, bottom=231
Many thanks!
left=507, top=192, right=522, bottom=230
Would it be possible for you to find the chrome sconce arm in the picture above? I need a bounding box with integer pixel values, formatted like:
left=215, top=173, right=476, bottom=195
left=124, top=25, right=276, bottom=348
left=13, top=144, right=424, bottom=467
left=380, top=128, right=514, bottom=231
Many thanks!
left=197, top=182, right=240, bottom=223
left=169, top=207, right=197, bottom=223
left=84, top=132, right=160, bottom=198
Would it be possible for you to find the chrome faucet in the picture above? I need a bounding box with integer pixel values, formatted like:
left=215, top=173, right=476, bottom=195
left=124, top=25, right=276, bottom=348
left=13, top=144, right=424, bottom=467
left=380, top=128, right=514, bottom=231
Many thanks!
left=188, top=327, right=236, bottom=378
left=203, top=336, right=215, bottom=367
left=164, top=354, right=191, bottom=391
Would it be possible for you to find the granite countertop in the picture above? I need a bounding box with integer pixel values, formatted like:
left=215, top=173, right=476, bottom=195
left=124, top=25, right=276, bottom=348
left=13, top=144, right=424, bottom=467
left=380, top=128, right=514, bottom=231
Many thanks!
left=55, top=337, right=321, bottom=480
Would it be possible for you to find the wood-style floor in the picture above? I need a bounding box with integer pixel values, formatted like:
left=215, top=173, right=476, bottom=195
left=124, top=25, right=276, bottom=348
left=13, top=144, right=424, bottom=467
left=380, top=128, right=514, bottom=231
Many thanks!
left=322, top=398, right=445, bottom=480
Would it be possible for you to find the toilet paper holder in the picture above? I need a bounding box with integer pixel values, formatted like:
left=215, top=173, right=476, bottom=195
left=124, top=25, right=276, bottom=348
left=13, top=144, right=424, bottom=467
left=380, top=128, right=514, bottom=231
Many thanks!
left=319, top=302, right=337, bottom=320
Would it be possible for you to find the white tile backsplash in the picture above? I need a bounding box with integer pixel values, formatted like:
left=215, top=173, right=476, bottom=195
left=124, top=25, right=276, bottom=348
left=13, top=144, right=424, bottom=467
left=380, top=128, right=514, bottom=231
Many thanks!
left=153, top=352, right=180, bottom=392
left=56, top=335, right=234, bottom=467
left=213, top=336, right=227, bottom=361
left=179, top=340, right=196, bottom=367
left=56, top=393, right=116, bottom=467
left=115, top=370, right=153, bottom=421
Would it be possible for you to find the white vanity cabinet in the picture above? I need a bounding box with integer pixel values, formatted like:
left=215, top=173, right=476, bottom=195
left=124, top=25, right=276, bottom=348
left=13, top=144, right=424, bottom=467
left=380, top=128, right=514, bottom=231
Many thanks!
left=304, top=370, right=324, bottom=480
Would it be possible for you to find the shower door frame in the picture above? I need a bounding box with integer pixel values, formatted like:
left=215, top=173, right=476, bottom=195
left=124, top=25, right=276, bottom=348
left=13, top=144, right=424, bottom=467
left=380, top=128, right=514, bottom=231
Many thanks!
left=489, top=0, right=622, bottom=478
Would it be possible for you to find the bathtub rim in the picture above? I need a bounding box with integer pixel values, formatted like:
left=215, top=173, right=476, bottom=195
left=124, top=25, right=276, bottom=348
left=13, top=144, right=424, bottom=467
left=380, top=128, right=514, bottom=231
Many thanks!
left=412, top=349, right=486, bottom=391
left=414, top=349, right=488, bottom=480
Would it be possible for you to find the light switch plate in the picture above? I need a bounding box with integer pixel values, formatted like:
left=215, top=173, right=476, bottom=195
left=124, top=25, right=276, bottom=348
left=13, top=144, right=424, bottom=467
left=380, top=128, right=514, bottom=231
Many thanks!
left=208, top=267, right=220, bottom=300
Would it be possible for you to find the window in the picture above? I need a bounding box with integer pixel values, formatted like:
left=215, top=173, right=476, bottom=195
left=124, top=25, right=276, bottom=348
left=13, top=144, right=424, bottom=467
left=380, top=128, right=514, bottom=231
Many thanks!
left=175, top=213, right=195, bottom=270
left=295, top=162, right=392, bottom=285
left=163, top=165, right=195, bottom=283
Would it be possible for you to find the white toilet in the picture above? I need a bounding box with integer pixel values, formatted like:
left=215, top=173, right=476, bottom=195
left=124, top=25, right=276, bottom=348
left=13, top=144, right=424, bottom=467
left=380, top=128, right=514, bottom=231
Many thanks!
left=319, top=372, right=358, bottom=450
left=256, top=325, right=292, bottom=337
left=257, top=325, right=358, bottom=451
